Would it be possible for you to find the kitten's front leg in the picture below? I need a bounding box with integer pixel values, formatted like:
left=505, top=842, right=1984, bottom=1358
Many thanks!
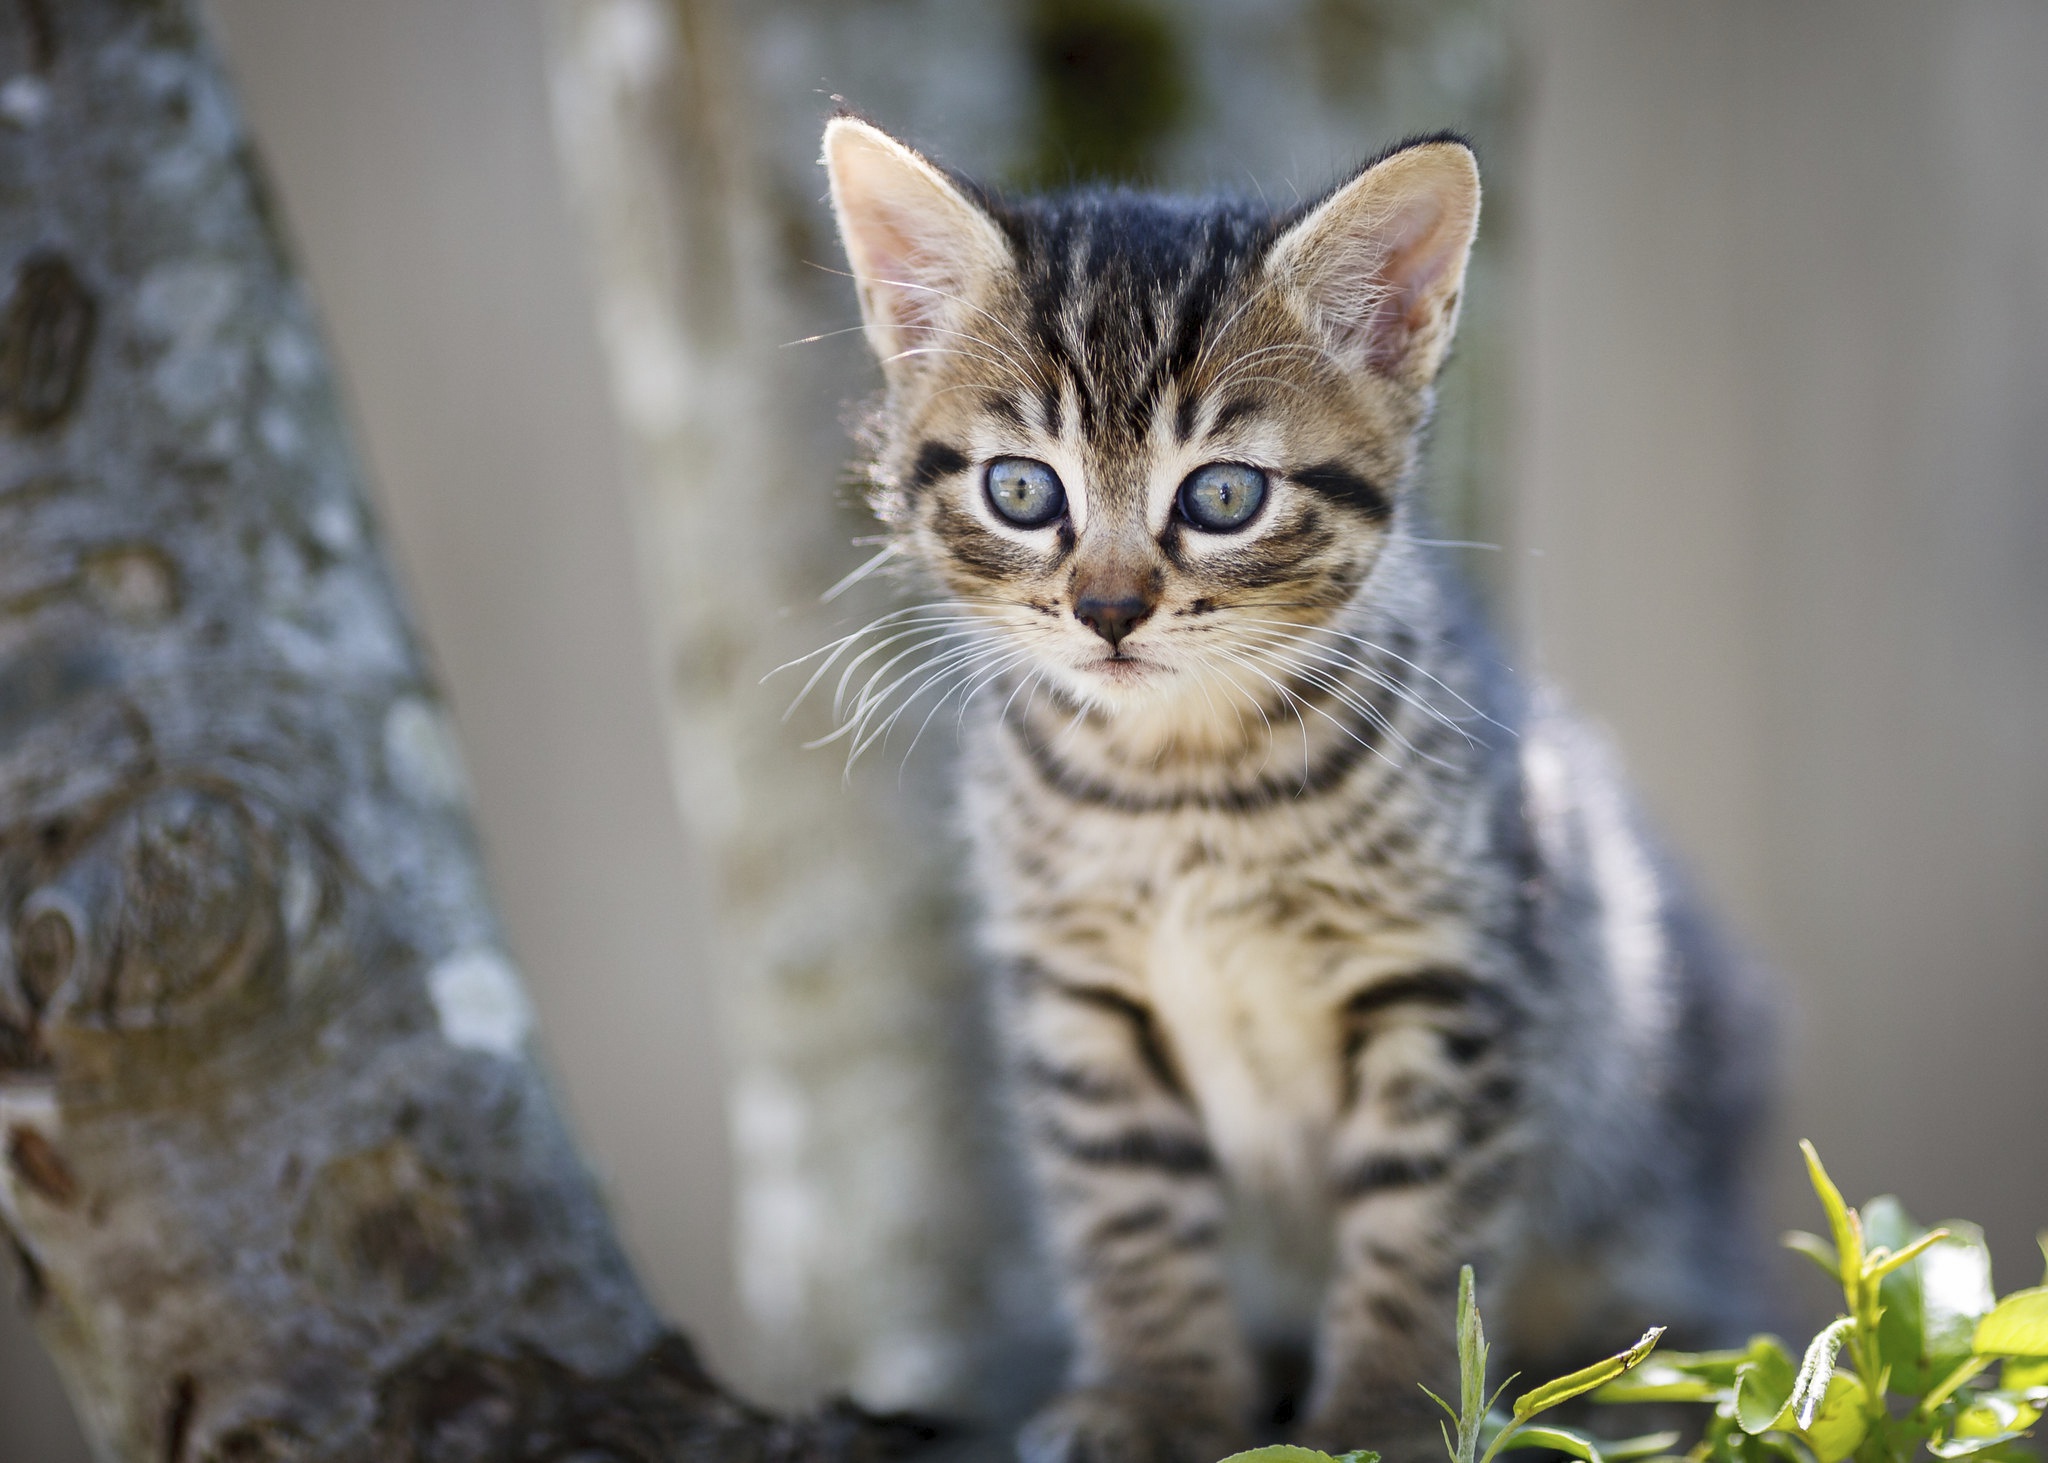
left=1298, top=969, right=1529, bottom=1463
left=1004, top=959, right=1257, bottom=1463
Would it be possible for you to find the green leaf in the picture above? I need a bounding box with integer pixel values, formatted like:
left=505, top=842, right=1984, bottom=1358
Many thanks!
left=1866, top=1201, right=1996, bottom=1394
left=2037, top=1231, right=2046, bottom=1287
left=1870, top=1228, right=1955, bottom=1281
left=1737, top=1344, right=1798, bottom=1435
left=1219, top=1448, right=1340, bottom=1463
left=1513, top=1329, right=1664, bottom=1420
left=1798, top=1372, right=1869, bottom=1463
left=1494, top=1424, right=1610, bottom=1463
left=1590, top=1359, right=1726, bottom=1405
left=1925, top=1434, right=2039, bottom=1458
left=1613, top=1345, right=1758, bottom=1390
left=1954, top=1392, right=2040, bottom=1437
left=1923, top=1357, right=1996, bottom=1415
left=1784, top=1230, right=1842, bottom=1281
left=1455, top=1265, right=1490, bottom=1463
left=1492, top=1427, right=1681, bottom=1463
left=1800, top=1142, right=1862, bottom=1284
left=1333, top=1452, right=1383, bottom=1463
left=1749, top=1436, right=1815, bottom=1463
left=1861, top=1195, right=1919, bottom=1254
left=1976, top=1289, right=2048, bottom=1358
left=1791, top=1318, right=1855, bottom=1428
left=2004, top=1356, right=2048, bottom=1391
left=1928, top=1430, right=2033, bottom=1459
left=1867, top=1197, right=1932, bottom=1392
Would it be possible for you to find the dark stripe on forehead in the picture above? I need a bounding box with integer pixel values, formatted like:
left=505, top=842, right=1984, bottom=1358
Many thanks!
left=1210, top=393, right=1262, bottom=434
left=983, top=392, right=1026, bottom=429
left=909, top=440, right=970, bottom=493
left=991, top=189, right=1280, bottom=449
left=1039, top=379, right=1063, bottom=437
left=1290, top=460, right=1391, bottom=522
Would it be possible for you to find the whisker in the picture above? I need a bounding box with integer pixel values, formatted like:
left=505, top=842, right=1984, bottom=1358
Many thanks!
left=1241, top=639, right=1455, bottom=772
left=778, top=615, right=980, bottom=721
left=779, top=321, right=872, bottom=348
left=1236, top=615, right=1511, bottom=736
left=1212, top=644, right=1408, bottom=775
left=1197, top=660, right=1272, bottom=779
left=1187, top=270, right=1296, bottom=387
left=819, top=542, right=900, bottom=603
left=1232, top=626, right=1480, bottom=748
left=998, top=662, right=1044, bottom=729
left=833, top=627, right=989, bottom=723
left=817, top=639, right=991, bottom=753
left=1208, top=648, right=1316, bottom=787
left=766, top=597, right=1003, bottom=680
left=1198, top=371, right=1314, bottom=403
left=805, top=259, right=1048, bottom=388
left=895, top=646, right=1035, bottom=775
left=846, top=641, right=1006, bottom=766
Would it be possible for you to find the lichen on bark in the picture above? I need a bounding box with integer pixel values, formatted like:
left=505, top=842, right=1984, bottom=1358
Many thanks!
left=0, top=2, right=924, bottom=1459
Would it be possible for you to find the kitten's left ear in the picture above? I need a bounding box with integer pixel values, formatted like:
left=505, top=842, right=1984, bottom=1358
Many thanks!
left=1266, top=137, right=1481, bottom=389
left=823, top=116, right=1013, bottom=383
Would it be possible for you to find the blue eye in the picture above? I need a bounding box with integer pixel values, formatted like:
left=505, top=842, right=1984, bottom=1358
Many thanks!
left=1178, top=463, right=1267, bottom=532
left=985, top=457, right=1067, bottom=527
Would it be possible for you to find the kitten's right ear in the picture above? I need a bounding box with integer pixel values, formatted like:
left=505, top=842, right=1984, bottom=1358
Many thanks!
left=1265, top=137, right=1481, bottom=390
left=823, top=117, right=1012, bottom=383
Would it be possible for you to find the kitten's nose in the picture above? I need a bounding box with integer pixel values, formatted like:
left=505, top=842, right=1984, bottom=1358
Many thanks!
left=1074, top=592, right=1153, bottom=650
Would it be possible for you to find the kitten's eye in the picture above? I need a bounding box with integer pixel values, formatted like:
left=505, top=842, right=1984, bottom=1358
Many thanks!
left=985, top=457, right=1067, bottom=528
left=1178, top=463, right=1267, bottom=532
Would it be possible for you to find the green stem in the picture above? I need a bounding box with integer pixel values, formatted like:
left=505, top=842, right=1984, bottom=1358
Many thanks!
left=1847, top=1259, right=1896, bottom=1462
left=1476, top=1421, right=1520, bottom=1463
left=1918, top=1357, right=1992, bottom=1419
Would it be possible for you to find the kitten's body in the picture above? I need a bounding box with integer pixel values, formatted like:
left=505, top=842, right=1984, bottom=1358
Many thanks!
left=821, top=122, right=1771, bottom=1463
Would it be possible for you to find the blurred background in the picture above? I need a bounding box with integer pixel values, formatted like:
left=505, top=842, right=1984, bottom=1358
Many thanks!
left=5, top=1, right=2047, bottom=1455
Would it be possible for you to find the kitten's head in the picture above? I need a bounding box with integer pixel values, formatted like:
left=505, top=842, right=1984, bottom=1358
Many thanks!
left=823, top=117, right=1478, bottom=729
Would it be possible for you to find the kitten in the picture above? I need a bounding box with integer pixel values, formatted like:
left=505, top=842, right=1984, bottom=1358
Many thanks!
left=819, top=116, right=1772, bottom=1463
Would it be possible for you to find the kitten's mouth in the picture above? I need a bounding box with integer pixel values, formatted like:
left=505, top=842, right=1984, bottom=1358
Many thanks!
left=1087, top=653, right=1155, bottom=683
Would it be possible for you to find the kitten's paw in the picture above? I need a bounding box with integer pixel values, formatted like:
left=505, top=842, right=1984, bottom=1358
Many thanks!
left=1018, top=1387, right=1244, bottom=1463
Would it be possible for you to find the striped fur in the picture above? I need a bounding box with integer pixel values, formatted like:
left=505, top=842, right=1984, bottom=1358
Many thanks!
left=822, top=120, right=1773, bottom=1463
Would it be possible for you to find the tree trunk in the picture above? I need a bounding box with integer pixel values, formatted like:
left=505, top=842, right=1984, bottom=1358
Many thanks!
left=547, top=0, right=1514, bottom=1421
left=0, top=2, right=919, bottom=1459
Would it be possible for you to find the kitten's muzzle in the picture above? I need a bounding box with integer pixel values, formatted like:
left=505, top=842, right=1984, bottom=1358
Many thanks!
left=1073, top=592, right=1155, bottom=651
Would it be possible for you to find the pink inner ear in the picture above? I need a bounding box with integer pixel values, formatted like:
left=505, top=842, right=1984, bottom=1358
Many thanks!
left=1325, top=194, right=1459, bottom=376
left=852, top=202, right=960, bottom=352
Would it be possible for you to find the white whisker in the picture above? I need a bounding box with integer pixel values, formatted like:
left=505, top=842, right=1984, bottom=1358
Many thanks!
left=819, top=542, right=900, bottom=603
left=1236, top=616, right=1511, bottom=736
left=1232, top=626, right=1481, bottom=748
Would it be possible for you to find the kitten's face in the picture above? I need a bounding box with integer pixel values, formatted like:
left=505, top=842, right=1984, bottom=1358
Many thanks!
left=825, top=121, right=1479, bottom=728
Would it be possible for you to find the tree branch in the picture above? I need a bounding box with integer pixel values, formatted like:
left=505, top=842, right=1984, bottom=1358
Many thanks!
left=0, top=2, right=927, bottom=1458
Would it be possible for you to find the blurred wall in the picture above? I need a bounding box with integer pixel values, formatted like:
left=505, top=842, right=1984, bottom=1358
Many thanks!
left=4, top=1, right=2046, bottom=1455
left=1511, top=0, right=2048, bottom=1297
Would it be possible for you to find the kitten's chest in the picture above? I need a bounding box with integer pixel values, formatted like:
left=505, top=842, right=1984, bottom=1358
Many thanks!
left=995, top=805, right=1474, bottom=1196
left=1142, top=856, right=1340, bottom=1199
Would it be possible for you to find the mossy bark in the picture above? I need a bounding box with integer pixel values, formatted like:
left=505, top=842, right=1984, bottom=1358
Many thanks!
left=0, top=2, right=924, bottom=1459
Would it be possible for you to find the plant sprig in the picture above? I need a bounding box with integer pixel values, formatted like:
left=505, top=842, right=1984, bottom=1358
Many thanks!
left=1216, top=1146, right=2045, bottom=1463
left=1595, top=1143, right=2048, bottom=1463
left=1426, top=1264, right=1670, bottom=1463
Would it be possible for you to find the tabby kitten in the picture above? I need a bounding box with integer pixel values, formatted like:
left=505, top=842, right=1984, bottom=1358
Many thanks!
left=819, top=117, right=1771, bottom=1463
